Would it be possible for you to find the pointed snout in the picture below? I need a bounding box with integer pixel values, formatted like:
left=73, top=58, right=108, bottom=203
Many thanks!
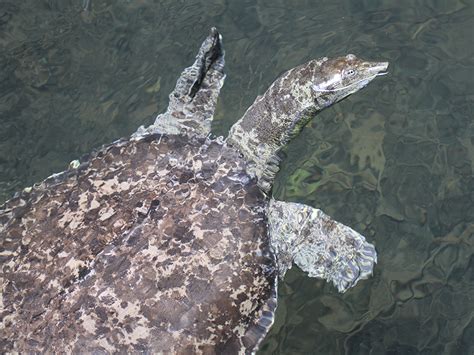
left=367, top=61, right=389, bottom=75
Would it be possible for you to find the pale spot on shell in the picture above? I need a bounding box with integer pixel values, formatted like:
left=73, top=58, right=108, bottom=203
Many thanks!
left=99, top=207, right=115, bottom=221
left=80, top=313, right=97, bottom=334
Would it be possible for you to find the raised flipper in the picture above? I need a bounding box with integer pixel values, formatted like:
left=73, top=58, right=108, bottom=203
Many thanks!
left=267, top=199, right=377, bottom=293
left=135, top=27, right=225, bottom=138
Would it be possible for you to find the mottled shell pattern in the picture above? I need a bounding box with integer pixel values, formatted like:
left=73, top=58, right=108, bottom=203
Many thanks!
left=1, top=133, right=276, bottom=353
left=0, top=27, right=388, bottom=354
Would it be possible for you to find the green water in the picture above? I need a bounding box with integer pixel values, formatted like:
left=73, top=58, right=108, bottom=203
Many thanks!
left=1, top=0, right=473, bottom=353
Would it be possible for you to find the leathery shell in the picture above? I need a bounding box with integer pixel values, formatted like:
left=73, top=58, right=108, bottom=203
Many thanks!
left=0, top=133, right=277, bottom=354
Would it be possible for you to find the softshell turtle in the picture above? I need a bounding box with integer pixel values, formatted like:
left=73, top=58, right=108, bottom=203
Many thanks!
left=0, top=28, right=388, bottom=353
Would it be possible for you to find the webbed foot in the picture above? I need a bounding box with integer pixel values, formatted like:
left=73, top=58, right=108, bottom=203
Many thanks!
left=268, top=199, right=377, bottom=293
left=138, top=28, right=225, bottom=138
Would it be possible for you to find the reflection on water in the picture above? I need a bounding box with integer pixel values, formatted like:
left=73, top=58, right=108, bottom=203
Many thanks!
left=1, top=0, right=473, bottom=353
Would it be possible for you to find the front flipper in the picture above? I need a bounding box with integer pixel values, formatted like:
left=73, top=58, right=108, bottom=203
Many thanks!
left=268, top=199, right=377, bottom=293
left=136, top=27, right=225, bottom=138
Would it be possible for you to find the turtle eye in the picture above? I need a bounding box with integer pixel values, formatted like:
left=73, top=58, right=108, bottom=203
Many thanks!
left=345, top=69, right=356, bottom=77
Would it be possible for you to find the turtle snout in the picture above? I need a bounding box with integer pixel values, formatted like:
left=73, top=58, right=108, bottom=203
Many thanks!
left=366, top=61, right=389, bottom=75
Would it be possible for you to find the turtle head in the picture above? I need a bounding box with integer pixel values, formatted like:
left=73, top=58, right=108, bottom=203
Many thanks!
left=228, top=54, right=388, bottom=193
left=311, top=54, right=389, bottom=108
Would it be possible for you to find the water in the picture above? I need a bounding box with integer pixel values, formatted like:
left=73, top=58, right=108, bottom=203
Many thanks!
left=1, top=0, right=473, bottom=353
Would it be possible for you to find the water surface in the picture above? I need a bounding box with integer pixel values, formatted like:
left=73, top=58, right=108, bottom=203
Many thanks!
left=1, top=0, right=473, bottom=353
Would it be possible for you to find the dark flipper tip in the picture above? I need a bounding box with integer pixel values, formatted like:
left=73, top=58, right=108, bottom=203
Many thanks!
left=188, top=27, right=224, bottom=99
left=145, top=28, right=226, bottom=137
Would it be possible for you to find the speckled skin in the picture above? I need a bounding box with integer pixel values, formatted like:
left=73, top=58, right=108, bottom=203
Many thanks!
left=0, top=29, right=277, bottom=353
left=0, top=133, right=276, bottom=353
left=228, top=55, right=389, bottom=192
left=268, top=200, right=377, bottom=293
left=0, top=28, right=388, bottom=354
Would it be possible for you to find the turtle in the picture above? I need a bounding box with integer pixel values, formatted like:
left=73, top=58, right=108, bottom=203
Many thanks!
left=0, top=28, right=388, bottom=353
